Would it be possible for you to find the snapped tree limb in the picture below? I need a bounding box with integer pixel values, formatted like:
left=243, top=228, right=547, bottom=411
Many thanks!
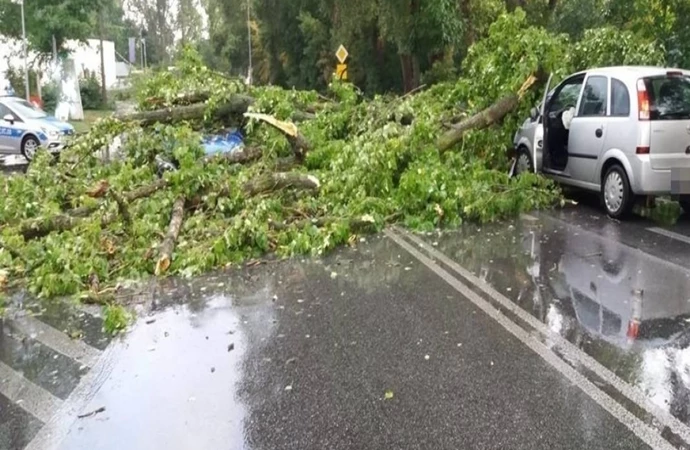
left=19, top=179, right=169, bottom=240
left=242, top=172, right=321, bottom=197
left=115, top=94, right=255, bottom=126
left=437, top=74, right=540, bottom=152
left=155, top=197, right=186, bottom=276
left=244, top=113, right=312, bottom=162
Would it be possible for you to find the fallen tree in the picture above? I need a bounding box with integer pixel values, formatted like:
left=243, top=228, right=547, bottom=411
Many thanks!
left=0, top=43, right=564, bottom=303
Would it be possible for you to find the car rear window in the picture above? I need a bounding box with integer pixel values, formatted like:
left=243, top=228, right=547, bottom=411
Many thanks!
left=644, top=75, right=690, bottom=120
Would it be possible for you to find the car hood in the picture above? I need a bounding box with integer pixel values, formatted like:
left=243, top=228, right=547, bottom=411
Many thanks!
left=34, top=116, right=74, bottom=133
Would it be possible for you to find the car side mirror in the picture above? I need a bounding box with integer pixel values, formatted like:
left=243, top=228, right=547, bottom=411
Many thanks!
left=529, top=107, right=539, bottom=121
left=2, top=113, right=14, bottom=124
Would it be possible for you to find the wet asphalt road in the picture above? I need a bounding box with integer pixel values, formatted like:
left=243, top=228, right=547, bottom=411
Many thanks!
left=4, top=202, right=690, bottom=449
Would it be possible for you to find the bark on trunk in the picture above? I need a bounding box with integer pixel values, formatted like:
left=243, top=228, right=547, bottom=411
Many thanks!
left=437, top=74, right=539, bottom=152
left=205, top=146, right=263, bottom=165
left=21, top=179, right=169, bottom=240
left=155, top=197, right=186, bottom=276
left=400, top=54, right=415, bottom=94
left=242, top=172, right=321, bottom=197
left=116, top=94, right=254, bottom=126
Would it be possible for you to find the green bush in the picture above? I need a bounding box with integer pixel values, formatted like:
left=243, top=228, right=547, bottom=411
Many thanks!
left=41, top=82, right=59, bottom=114
left=79, top=72, right=104, bottom=110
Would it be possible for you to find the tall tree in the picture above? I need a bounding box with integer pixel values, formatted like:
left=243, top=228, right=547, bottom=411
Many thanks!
left=177, top=0, right=204, bottom=46
left=0, top=0, right=104, bottom=54
left=124, top=0, right=176, bottom=64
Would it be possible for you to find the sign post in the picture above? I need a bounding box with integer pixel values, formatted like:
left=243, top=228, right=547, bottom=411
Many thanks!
left=335, top=45, right=349, bottom=81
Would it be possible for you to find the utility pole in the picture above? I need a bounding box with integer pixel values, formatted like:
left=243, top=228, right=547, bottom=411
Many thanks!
left=98, top=5, right=108, bottom=105
left=246, top=0, right=252, bottom=84
left=18, top=0, right=30, bottom=100
left=142, top=38, right=148, bottom=70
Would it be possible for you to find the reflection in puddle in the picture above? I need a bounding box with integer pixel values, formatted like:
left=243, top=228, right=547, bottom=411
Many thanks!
left=431, top=216, right=690, bottom=424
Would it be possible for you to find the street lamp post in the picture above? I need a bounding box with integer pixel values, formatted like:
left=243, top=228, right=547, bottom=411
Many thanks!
left=15, top=0, right=30, bottom=100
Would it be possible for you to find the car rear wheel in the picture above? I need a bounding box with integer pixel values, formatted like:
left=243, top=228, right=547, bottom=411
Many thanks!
left=21, top=135, right=40, bottom=161
left=601, top=164, right=634, bottom=219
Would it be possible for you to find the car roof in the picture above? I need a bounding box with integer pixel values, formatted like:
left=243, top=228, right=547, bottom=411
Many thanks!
left=580, top=66, right=690, bottom=79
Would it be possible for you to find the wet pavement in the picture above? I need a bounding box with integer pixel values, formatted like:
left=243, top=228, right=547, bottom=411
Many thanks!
left=4, top=202, right=690, bottom=449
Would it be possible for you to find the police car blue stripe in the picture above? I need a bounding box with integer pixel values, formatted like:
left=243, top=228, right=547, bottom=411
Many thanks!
left=0, top=127, right=23, bottom=139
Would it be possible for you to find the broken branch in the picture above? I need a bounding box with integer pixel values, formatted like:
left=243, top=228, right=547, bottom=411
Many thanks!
left=437, top=74, right=540, bottom=152
left=20, top=179, right=169, bottom=240
left=116, top=94, right=254, bottom=126
left=155, top=197, right=186, bottom=276
left=242, top=172, right=321, bottom=197
left=244, top=113, right=311, bottom=162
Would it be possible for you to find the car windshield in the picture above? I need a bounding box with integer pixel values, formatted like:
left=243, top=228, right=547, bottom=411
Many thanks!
left=7, top=98, right=47, bottom=119
left=644, top=75, right=690, bottom=120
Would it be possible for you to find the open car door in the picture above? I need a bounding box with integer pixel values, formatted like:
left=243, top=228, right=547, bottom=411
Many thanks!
left=536, top=74, right=553, bottom=173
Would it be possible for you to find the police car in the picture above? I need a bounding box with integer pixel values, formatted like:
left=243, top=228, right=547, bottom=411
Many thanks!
left=0, top=95, right=75, bottom=161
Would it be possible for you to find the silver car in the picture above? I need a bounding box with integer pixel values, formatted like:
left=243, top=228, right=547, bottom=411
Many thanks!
left=513, top=66, right=690, bottom=218
left=0, top=96, right=75, bottom=161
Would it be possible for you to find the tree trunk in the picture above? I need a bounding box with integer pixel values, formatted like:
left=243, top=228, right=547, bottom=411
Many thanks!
left=242, top=173, right=320, bottom=197
left=437, top=74, right=539, bottom=152
left=155, top=197, right=186, bottom=275
left=400, top=54, right=415, bottom=93
left=115, top=94, right=254, bottom=126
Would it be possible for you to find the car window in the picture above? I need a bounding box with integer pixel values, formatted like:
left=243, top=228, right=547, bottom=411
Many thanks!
left=610, top=78, right=630, bottom=117
left=578, top=76, right=607, bottom=117
left=6, top=98, right=47, bottom=119
left=550, top=79, right=583, bottom=112
left=644, top=75, right=690, bottom=120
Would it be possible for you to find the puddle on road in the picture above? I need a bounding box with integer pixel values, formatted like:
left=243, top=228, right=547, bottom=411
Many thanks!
left=424, top=217, right=690, bottom=426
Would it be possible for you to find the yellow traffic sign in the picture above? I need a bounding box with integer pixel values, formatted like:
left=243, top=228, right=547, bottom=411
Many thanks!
left=335, top=45, right=349, bottom=64
left=336, top=64, right=348, bottom=81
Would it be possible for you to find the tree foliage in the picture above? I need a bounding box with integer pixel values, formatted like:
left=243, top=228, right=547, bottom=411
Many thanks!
left=0, top=0, right=104, bottom=54
left=0, top=37, right=566, bottom=302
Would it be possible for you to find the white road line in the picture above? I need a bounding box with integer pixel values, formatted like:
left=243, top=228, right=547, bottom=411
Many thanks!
left=0, top=361, right=63, bottom=424
left=386, top=229, right=676, bottom=450
left=647, top=227, right=690, bottom=246
left=390, top=227, right=690, bottom=447
left=25, top=338, right=122, bottom=450
left=8, top=316, right=101, bottom=368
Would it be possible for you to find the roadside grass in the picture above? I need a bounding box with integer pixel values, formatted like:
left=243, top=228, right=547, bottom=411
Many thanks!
left=70, top=109, right=113, bottom=134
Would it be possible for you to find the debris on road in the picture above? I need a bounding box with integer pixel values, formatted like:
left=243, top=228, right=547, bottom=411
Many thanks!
left=77, top=406, right=106, bottom=419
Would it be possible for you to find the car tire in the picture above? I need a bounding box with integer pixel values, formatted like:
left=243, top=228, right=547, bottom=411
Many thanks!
left=601, top=164, right=634, bottom=219
left=514, top=147, right=533, bottom=176
left=21, top=135, right=40, bottom=161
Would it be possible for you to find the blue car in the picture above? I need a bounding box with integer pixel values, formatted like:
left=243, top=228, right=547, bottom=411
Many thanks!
left=0, top=96, right=75, bottom=161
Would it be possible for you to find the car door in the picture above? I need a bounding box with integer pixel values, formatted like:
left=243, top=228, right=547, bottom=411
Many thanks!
left=0, top=103, right=16, bottom=153
left=543, top=74, right=585, bottom=173
left=567, top=75, right=608, bottom=184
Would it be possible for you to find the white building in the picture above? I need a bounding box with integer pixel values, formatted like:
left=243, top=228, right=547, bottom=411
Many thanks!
left=0, top=37, right=118, bottom=88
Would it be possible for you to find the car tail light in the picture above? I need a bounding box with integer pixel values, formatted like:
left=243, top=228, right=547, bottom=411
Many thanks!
left=627, top=319, right=640, bottom=340
left=636, top=146, right=650, bottom=154
left=667, top=71, right=683, bottom=78
left=637, top=79, right=650, bottom=121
